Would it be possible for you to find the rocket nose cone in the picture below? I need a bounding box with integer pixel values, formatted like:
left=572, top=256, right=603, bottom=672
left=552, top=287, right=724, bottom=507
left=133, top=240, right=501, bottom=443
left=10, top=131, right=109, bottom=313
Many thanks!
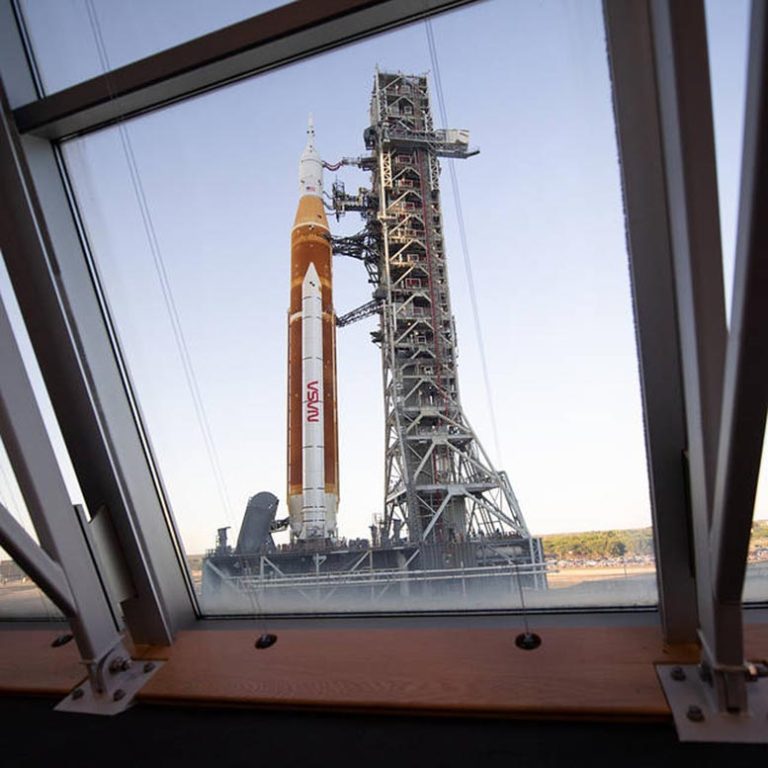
left=301, top=113, right=319, bottom=159
left=299, top=116, right=323, bottom=198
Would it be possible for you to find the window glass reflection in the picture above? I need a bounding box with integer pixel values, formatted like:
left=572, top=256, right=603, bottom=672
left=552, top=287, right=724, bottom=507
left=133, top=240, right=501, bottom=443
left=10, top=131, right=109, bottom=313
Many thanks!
left=17, top=0, right=290, bottom=96
left=60, top=0, right=658, bottom=614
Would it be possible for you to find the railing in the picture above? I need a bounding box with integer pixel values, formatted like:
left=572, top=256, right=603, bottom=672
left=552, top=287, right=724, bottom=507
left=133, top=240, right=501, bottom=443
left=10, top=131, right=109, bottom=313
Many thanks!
left=229, top=560, right=551, bottom=593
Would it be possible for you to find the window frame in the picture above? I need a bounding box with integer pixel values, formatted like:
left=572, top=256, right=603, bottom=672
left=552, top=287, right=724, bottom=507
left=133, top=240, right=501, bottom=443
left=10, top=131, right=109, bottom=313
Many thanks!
left=0, top=0, right=765, bottom=662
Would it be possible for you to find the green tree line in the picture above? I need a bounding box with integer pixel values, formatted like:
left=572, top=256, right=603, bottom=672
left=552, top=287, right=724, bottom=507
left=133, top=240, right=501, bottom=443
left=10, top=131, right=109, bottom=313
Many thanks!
left=540, top=520, right=768, bottom=561
left=540, top=527, right=653, bottom=560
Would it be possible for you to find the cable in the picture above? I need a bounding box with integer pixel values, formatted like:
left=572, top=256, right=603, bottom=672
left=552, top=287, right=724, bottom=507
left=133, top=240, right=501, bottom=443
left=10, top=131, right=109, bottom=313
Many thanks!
left=425, top=19, right=504, bottom=466
left=83, top=1, right=234, bottom=524
left=82, top=2, right=277, bottom=623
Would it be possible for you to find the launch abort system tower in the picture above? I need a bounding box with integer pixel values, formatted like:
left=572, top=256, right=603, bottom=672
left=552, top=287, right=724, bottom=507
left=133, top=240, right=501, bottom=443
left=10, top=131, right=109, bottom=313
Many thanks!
left=334, top=71, right=533, bottom=549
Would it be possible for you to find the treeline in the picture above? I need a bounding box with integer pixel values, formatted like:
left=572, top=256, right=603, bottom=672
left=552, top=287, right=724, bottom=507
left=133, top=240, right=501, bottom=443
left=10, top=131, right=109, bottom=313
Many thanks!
left=540, top=520, right=768, bottom=561
left=752, top=519, right=768, bottom=548
left=540, top=528, right=654, bottom=560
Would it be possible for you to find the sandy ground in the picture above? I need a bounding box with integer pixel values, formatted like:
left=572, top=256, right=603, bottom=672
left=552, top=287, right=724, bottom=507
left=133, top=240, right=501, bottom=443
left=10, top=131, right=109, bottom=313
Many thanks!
left=547, top=564, right=657, bottom=588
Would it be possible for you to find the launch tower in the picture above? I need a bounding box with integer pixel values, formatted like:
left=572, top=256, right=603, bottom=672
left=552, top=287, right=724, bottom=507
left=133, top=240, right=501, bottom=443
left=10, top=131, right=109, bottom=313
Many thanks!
left=333, top=71, right=531, bottom=546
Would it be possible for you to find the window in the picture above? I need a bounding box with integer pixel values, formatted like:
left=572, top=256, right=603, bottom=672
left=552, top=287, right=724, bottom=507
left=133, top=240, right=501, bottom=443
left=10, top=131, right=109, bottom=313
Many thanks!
left=51, top=0, right=656, bottom=615
left=1, top=0, right=766, bottom=733
left=15, top=0, right=292, bottom=96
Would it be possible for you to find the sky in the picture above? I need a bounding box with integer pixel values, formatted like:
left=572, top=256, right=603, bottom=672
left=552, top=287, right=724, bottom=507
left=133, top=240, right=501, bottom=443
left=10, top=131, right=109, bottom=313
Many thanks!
left=0, top=0, right=764, bottom=559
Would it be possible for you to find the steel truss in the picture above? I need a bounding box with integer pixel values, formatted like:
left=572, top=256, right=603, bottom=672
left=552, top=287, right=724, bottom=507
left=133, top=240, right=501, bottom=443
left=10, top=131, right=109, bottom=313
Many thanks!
left=333, top=71, right=531, bottom=545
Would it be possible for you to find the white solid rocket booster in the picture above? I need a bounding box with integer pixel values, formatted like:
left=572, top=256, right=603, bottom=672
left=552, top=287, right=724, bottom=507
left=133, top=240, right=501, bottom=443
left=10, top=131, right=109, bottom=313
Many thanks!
left=301, top=262, right=326, bottom=538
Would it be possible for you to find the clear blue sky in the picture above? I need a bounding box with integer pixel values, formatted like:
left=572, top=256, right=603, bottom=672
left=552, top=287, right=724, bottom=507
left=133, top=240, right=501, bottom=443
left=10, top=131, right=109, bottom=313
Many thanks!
left=1, top=0, right=764, bottom=557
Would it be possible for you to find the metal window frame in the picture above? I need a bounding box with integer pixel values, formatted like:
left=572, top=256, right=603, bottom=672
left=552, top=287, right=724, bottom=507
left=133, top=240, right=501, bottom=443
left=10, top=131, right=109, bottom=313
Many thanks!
left=0, top=0, right=765, bottom=732
left=0, top=1, right=194, bottom=646
left=10, top=0, right=480, bottom=139
left=603, top=0, right=699, bottom=645
left=607, top=0, right=768, bottom=738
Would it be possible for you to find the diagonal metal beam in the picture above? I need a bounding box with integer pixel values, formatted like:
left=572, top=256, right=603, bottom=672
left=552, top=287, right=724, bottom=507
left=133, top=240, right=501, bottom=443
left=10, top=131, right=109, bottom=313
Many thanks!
left=0, top=286, right=119, bottom=661
left=603, top=0, right=700, bottom=643
left=649, top=0, right=728, bottom=668
left=11, top=0, right=480, bottom=140
left=0, top=79, right=194, bottom=642
left=0, top=501, right=75, bottom=616
left=710, top=0, right=768, bottom=634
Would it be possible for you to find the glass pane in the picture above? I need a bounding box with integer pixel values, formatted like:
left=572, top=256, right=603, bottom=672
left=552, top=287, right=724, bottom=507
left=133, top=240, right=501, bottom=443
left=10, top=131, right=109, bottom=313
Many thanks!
left=705, top=0, right=750, bottom=321
left=61, top=0, right=656, bottom=615
left=744, top=435, right=768, bottom=603
left=17, top=0, right=290, bottom=96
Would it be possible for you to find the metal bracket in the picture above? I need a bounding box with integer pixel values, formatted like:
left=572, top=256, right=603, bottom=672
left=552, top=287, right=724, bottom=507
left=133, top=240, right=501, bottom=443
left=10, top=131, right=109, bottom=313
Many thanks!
left=56, top=641, right=164, bottom=716
left=657, top=663, right=768, bottom=742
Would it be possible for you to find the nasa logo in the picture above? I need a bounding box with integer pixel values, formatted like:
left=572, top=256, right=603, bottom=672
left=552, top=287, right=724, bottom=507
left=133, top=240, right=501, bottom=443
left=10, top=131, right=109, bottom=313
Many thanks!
left=307, top=380, right=320, bottom=422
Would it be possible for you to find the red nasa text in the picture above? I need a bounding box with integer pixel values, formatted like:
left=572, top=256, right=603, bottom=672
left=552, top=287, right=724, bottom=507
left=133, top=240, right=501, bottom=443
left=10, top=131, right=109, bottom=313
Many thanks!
left=306, top=380, right=320, bottom=423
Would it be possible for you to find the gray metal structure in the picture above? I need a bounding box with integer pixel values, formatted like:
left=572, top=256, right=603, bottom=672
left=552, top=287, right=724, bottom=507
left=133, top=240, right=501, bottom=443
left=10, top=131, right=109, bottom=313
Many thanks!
left=333, top=71, right=531, bottom=546
left=605, top=0, right=768, bottom=740
left=235, top=492, right=280, bottom=554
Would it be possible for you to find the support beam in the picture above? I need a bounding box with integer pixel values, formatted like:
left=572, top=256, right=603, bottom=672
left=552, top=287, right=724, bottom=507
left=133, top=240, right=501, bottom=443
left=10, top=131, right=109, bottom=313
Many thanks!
left=709, top=0, right=768, bottom=617
left=0, top=73, right=193, bottom=644
left=0, top=290, right=119, bottom=662
left=11, top=0, right=479, bottom=140
left=0, top=501, right=75, bottom=616
left=649, top=0, right=730, bottom=696
left=0, top=265, right=165, bottom=715
left=644, top=0, right=768, bottom=739
left=603, top=0, right=697, bottom=643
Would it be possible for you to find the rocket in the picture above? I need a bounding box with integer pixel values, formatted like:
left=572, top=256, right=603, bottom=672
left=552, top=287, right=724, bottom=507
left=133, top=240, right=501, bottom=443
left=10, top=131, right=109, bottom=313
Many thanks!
left=287, top=116, right=339, bottom=541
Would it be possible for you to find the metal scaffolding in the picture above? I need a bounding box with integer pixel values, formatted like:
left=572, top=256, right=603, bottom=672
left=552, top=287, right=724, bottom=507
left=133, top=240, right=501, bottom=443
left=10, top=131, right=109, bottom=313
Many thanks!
left=332, top=71, right=531, bottom=545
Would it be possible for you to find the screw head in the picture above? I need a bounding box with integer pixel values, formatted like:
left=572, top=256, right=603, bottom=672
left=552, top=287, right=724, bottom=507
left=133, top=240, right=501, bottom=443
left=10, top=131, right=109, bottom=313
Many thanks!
left=112, top=689, right=126, bottom=702
left=686, top=704, right=705, bottom=722
left=71, top=687, right=84, bottom=700
left=515, top=632, right=542, bottom=651
left=671, top=666, right=686, bottom=681
left=109, top=656, right=126, bottom=674
left=143, top=661, right=156, bottom=674
left=255, top=633, right=278, bottom=649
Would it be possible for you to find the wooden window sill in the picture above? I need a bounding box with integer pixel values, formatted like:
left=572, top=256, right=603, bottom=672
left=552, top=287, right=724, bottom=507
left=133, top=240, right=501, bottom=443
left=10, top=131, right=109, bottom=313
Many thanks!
left=1, top=621, right=766, bottom=719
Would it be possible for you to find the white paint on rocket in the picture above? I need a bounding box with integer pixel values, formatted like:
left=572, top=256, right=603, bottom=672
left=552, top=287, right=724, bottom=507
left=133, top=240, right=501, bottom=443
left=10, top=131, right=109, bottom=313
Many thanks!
left=301, top=261, right=326, bottom=538
left=298, top=114, right=323, bottom=198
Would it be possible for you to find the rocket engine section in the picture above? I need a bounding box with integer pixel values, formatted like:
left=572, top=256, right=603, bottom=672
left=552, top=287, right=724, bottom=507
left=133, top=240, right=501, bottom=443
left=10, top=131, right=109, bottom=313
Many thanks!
left=287, top=117, right=339, bottom=541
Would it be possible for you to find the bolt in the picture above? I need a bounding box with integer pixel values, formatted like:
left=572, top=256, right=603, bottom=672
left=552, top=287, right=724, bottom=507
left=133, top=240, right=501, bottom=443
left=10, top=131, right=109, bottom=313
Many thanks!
left=112, top=689, right=126, bottom=702
left=72, top=688, right=84, bottom=700
left=514, top=632, right=542, bottom=651
left=109, top=656, right=132, bottom=674
left=686, top=705, right=705, bottom=723
left=255, top=633, right=278, bottom=650
left=143, top=661, right=156, bottom=674
left=671, top=666, right=686, bottom=681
